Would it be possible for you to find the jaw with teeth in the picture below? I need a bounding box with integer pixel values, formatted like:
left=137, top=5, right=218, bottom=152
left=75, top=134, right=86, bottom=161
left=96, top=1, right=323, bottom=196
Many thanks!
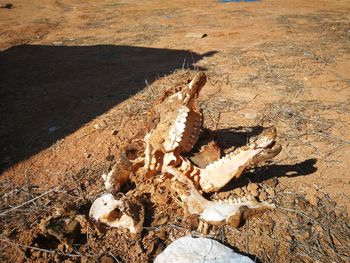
left=198, top=126, right=282, bottom=193
left=168, top=166, right=274, bottom=228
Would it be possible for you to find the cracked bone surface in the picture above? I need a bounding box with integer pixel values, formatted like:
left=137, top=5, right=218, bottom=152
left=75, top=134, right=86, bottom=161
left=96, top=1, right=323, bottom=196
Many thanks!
left=89, top=193, right=143, bottom=234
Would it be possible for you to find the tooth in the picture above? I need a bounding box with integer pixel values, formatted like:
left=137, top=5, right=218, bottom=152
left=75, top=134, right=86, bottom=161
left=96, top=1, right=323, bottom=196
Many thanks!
left=180, top=160, right=188, bottom=171
left=176, top=121, right=186, bottom=129
left=181, top=109, right=189, bottom=116
left=179, top=107, right=187, bottom=114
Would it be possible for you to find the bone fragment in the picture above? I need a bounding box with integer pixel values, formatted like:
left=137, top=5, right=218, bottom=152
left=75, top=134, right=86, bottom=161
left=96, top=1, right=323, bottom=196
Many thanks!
left=89, top=194, right=143, bottom=234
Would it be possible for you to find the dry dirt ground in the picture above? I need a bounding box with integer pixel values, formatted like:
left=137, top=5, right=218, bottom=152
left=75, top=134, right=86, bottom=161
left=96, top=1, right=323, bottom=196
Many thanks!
left=1, top=0, right=350, bottom=262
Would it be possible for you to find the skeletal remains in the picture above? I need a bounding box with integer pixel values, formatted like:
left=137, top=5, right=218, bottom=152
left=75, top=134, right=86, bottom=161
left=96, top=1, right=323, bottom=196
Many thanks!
left=89, top=72, right=282, bottom=233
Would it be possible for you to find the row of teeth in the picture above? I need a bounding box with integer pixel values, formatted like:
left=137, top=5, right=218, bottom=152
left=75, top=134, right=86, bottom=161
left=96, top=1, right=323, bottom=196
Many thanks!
left=205, top=150, right=237, bottom=171
left=204, top=142, right=263, bottom=172
left=181, top=113, right=201, bottom=151
left=165, top=106, right=189, bottom=150
left=205, top=132, right=275, bottom=171
left=184, top=131, right=200, bottom=150
left=215, top=195, right=254, bottom=204
left=175, top=107, right=190, bottom=143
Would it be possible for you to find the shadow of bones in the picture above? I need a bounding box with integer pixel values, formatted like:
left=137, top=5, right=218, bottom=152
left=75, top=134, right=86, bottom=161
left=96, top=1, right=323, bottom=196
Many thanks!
left=0, top=44, right=217, bottom=172
left=222, top=158, right=318, bottom=191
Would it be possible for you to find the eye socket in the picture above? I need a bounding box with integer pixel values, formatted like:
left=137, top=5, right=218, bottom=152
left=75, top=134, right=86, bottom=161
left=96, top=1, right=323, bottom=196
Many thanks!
left=104, top=202, right=107, bottom=206
left=107, top=208, right=123, bottom=221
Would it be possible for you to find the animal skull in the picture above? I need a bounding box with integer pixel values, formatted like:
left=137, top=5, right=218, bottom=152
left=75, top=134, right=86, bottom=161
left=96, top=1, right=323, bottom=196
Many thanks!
left=90, top=72, right=281, bottom=233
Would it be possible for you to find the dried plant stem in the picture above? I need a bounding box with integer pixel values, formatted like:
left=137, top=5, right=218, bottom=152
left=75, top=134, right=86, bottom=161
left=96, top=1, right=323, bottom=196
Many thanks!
left=0, top=238, right=96, bottom=258
left=0, top=187, right=58, bottom=217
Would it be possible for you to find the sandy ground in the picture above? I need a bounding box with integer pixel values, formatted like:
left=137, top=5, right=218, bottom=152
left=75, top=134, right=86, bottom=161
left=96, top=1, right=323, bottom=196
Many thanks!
left=1, top=0, right=350, bottom=262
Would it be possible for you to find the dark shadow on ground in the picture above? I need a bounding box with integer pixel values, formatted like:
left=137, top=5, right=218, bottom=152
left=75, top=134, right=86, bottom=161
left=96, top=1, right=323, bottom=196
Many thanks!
left=213, top=126, right=265, bottom=149
left=0, top=44, right=216, bottom=172
left=190, top=126, right=265, bottom=154
left=222, top=158, right=318, bottom=191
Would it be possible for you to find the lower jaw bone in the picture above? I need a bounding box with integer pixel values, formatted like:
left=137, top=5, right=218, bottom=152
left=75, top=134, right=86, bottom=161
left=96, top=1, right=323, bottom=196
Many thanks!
left=89, top=193, right=144, bottom=234
left=199, top=126, right=280, bottom=193
left=199, top=196, right=275, bottom=228
left=167, top=166, right=274, bottom=228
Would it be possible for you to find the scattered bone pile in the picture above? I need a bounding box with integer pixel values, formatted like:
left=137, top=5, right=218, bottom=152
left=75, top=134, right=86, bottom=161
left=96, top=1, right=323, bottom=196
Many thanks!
left=89, top=72, right=282, bottom=233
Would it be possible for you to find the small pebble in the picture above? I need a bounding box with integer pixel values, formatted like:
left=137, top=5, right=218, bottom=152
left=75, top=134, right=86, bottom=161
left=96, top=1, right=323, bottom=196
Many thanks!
left=259, top=191, right=268, bottom=201
left=233, top=188, right=244, bottom=197
left=314, top=225, right=323, bottom=232
left=305, top=193, right=319, bottom=206
left=266, top=188, right=275, bottom=197
left=31, top=251, right=42, bottom=258
left=316, top=191, right=325, bottom=200
left=0, top=3, right=13, bottom=9
left=265, top=177, right=278, bottom=188
left=247, top=183, right=259, bottom=192
left=285, top=235, right=292, bottom=241
left=106, top=155, right=115, bottom=162
left=303, top=231, right=310, bottom=239
left=250, top=189, right=259, bottom=197
left=218, top=191, right=231, bottom=199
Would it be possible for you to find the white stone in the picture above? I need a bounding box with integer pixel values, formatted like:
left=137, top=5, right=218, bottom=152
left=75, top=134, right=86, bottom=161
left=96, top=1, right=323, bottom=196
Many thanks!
left=155, top=236, right=254, bottom=263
